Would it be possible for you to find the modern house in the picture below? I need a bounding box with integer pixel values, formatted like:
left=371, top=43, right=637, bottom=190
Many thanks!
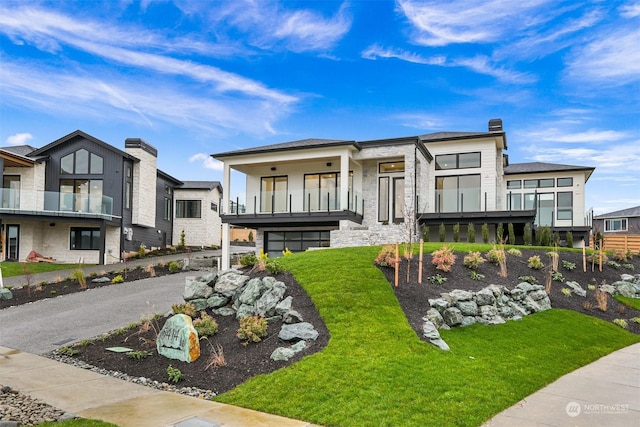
left=213, top=119, right=594, bottom=269
left=0, top=130, right=221, bottom=264
left=173, top=181, right=223, bottom=248
left=593, top=206, right=640, bottom=235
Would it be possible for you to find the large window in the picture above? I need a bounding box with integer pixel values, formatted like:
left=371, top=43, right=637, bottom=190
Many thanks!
left=378, top=162, right=404, bottom=223
left=436, top=174, right=480, bottom=212
left=176, top=200, right=201, bottom=218
left=60, top=149, right=103, bottom=174
left=605, top=218, right=627, bottom=232
left=2, top=175, right=20, bottom=209
left=507, top=193, right=522, bottom=210
left=304, top=172, right=353, bottom=212
left=435, top=152, right=481, bottom=170
left=261, top=176, right=287, bottom=213
left=59, top=179, right=103, bottom=212
left=557, top=192, right=573, bottom=221
left=70, top=227, right=100, bottom=250
left=524, top=178, right=555, bottom=189
left=265, top=231, right=330, bottom=258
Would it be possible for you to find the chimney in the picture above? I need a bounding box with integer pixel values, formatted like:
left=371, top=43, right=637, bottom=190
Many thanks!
left=125, top=138, right=157, bottom=228
left=488, top=118, right=503, bottom=132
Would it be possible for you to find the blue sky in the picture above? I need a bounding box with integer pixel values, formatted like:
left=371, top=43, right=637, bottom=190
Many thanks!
left=1, top=0, right=638, bottom=215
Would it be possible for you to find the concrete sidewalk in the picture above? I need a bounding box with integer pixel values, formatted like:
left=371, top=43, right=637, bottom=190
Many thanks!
left=483, top=342, right=640, bottom=427
left=0, top=346, right=316, bottom=427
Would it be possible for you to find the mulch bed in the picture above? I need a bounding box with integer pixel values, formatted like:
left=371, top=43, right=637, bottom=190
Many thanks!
left=381, top=248, right=640, bottom=337
left=54, top=269, right=329, bottom=396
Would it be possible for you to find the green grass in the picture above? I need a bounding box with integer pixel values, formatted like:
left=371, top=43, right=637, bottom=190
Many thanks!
left=0, top=261, right=79, bottom=277
left=615, top=295, right=640, bottom=310
left=215, top=246, right=640, bottom=427
left=37, top=419, right=117, bottom=427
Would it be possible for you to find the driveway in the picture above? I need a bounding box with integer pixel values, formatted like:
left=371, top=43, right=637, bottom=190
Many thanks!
left=0, top=271, right=194, bottom=354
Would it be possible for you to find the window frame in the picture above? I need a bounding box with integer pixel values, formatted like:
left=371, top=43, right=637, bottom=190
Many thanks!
left=557, top=177, right=573, bottom=187
left=506, top=180, right=521, bottom=189
left=435, top=152, right=481, bottom=170
left=70, top=227, right=101, bottom=250
left=604, top=218, right=628, bottom=232
left=60, top=149, right=103, bottom=175
left=175, top=199, right=202, bottom=218
left=556, top=191, right=573, bottom=221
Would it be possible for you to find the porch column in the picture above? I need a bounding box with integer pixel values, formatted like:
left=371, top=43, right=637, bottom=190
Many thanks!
left=340, top=151, right=349, bottom=211
left=221, top=162, right=231, bottom=270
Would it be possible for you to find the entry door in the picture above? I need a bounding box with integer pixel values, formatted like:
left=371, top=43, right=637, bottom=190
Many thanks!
left=6, top=225, right=19, bottom=261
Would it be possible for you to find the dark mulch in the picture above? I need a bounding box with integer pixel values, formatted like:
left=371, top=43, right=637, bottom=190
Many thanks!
left=380, top=248, right=640, bottom=338
left=0, top=265, right=176, bottom=309
left=56, top=269, right=329, bottom=396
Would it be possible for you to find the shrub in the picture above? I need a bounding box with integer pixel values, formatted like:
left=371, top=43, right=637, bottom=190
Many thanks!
left=431, top=245, right=456, bottom=272
left=137, top=244, right=146, bottom=259
left=237, top=315, right=269, bottom=344
left=523, top=223, right=532, bottom=246
left=168, top=261, right=181, bottom=273
left=167, top=365, right=184, bottom=383
left=527, top=255, right=544, bottom=270
left=623, top=263, right=634, bottom=271
left=71, top=269, right=87, bottom=289
left=282, top=248, right=294, bottom=257
left=205, top=342, right=226, bottom=370
left=486, top=248, right=504, bottom=265
left=561, top=288, right=572, bottom=297
left=178, top=230, right=186, bottom=250
left=248, top=231, right=254, bottom=242
left=111, top=275, right=124, bottom=284
left=587, top=252, right=608, bottom=265
left=240, top=253, right=258, bottom=267
left=439, top=223, right=446, bottom=242
left=463, top=252, right=485, bottom=270
left=127, top=350, right=151, bottom=360
left=193, top=311, right=219, bottom=337
left=375, top=245, right=397, bottom=267
left=583, top=301, right=593, bottom=311
left=469, top=271, right=485, bottom=281
left=518, top=275, right=539, bottom=285
left=552, top=232, right=560, bottom=246
left=607, top=260, right=621, bottom=269
left=427, top=274, right=447, bottom=285
left=467, top=223, right=475, bottom=244
left=421, top=225, right=430, bottom=242
left=595, top=290, right=608, bottom=312
left=481, top=223, right=489, bottom=244
left=566, top=231, right=574, bottom=248
left=172, top=302, right=196, bottom=317
left=266, top=259, right=285, bottom=274
left=611, top=250, right=628, bottom=263
left=613, top=319, right=628, bottom=329
left=587, top=284, right=596, bottom=291
left=507, top=248, right=522, bottom=257
left=508, top=223, right=515, bottom=245
left=453, top=223, right=460, bottom=243
left=552, top=271, right=564, bottom=282
left=562, top=260, right=576, bottom=271
left=496, top=223, right=504, bottom=243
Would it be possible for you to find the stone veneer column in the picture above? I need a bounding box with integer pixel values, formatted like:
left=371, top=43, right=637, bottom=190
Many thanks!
left=125, top=138, right=157, bottom=228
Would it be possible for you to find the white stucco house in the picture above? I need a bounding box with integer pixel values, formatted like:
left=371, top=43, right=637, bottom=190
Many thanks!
left=212, top=119, right=594, bottom=269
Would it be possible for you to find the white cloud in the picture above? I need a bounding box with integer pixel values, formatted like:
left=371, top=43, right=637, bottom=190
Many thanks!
left=397, top=0, right=551, bottom=46
left=523, top=128, right=628, bottom=144
left=189, top=153, right=223, bottom=171
left=620, top=2, right=640, bottom=18
left=392, top=113, right=446, bottom=130
left=362, top=44, right=446, bottom=65
left=528, top=142, right=640, bottom=173
left=5, top=132, right=33, bottom=146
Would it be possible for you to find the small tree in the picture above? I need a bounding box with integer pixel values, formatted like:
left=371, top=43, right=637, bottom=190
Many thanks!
left=496, top=223, right=504, bottom=243
left=508, top=223, right=515, bottom=245
left=178, top=230, right=186, bottom=250
left=566, top=231, right=574, bottom=248
left=453, top=223, right=460, bottom=243
left=523, top=223, right=532, bottom=246
left=439, top=223, right=446, bottom=242
left=481, top=223, right=489, bottom=244
left=247, top=230, right=254, bottom=242
left=467, top=223, right=475, bottom=244
left=421, top=225, right=430, bottom=243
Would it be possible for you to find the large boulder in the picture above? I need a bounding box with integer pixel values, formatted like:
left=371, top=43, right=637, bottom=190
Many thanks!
left=206, top=294, right=230, bottom=309
left=183, top=279, right=213, bottom=301
left=238, top=278, right=267, bottom=305
left=612, top=281, right=637, bottom=298
left=422, top=320, right=449, bottom=350
left=424, top=308, right=444, bottom=329
left=565, top=281, right=586, bottom=297
left=214, top=272, right=250, bottom=297
left=255, top=281, right=287, bottom=316
left=475, top=288, right=496, bottom=306
left=457, top=300, right=478, bottom=316
left=0, top=288, right=13, bottom=300
left=279, top=322, right=318, bottom=341
left=442, top=307, right=463, bottom=326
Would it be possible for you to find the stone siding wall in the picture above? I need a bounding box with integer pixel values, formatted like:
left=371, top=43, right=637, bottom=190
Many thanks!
left=173, top=187, right=222, bottom=247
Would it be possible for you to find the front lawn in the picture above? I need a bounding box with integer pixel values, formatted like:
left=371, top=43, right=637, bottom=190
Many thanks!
left=0, top=261, right=80, bottom=278
left=216, top=246, right=640, bottom=427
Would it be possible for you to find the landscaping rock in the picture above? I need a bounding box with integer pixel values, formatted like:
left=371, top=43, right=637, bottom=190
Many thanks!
left=283, top=309, right=303, bottom=324
left=424, top=308, right=444, bottom=329
left=428, top=298, right=450, bottom=311
left=475, top=289, right=495, bottom=306
left=270, top=346, right=295, bottom=361
left=275, top=296, right=293, bottom=315
left=238, top=278, right=266, bottom=305
left=457, top=300, right=478, bottom=316
left=0, top=288, right=13, bottom=301
left=255, top=281, right=286, bottom=316
left=612, top=281, right=637, bottom=298
left=156, top=314, right=200, bottom=363
left=279, top=322, right=318, bottom=341
left=214, top=272, right=250, bottom=297
left=442, top=307, right=463, bottom=326
left=422, top=320, right=449, bottom=350
left=183, top=279, right=213, bottom=301
left=206, top=294, right=229, bottom=309
left=448, top=289, right=473, bottom=301
left=91, top=277, right=111, bottom=283
left=212, top=307, right=235, bottom=316
left=565, top=281, right=586, bottom=297
left=190, top=298, right=209, bottom=311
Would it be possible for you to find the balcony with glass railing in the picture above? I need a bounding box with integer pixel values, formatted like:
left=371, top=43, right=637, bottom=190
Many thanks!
left=434, top=187, right=482, bottom=213
left=0, top=189, right=114, bottom=218
left=222, top=188, right=364, bottom=223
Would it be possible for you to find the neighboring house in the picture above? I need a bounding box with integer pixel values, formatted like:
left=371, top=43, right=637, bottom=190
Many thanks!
left=593, top=206, right=640, bottom=235
left=173, top=181, right=223, bottom=248
left=0, top=130, right=220, bottom=264
left=213, top=119, right=595, bottom=269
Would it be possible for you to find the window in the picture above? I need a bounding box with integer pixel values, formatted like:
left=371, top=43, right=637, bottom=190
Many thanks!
left=164, top=198, right=171, bottom=220
left=304, top=172, right=353, bottom=212
left=378, top=177, right=389, bottom=222
left=557, top=177, right=573, bottom=187
left=70, top=227, right=100, bottom=250
left=379, top=162, right=405, bottom=173
left=557, top=192, right=573, bottom=221
left=261, top=176, right=287, bottom=213
left=265, top=230, right=330, bottom=258
left=60, top=149, right=103, bottom=174
left=507, top=180, right=521, bottom=189
left=59, top=179, right=103, bottom=212
left=435, top=153, right=480, bottom=170
left=523, top=178, right=555, bottom=188
left=211, top=202, right=218, bottom=212
left=539, top=178, right=554, bottom=188
left=604, top=218, right=627, bottom=232
left=524, top=179, right=538, bottom=189
left=176, top=200, right=201, bottom=218
left=378, top=162, right=404, bottom=223
left=125, top=181, right=131, bottom=210
left=2, top=175, right=20, bottom=208
left=507, top=193, right=522, bottom=210
left=436, top=174, right=480, bottom=212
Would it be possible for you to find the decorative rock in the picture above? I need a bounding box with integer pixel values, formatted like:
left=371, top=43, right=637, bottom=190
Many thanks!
left=612, top=281, right=637, bottom=298
left=460, top=316, right=477, bottom=327
left=599, top=284, right=616, bottom=294
left=479, top=305, right=498, bottom=319
left=564, top=281, right=586, bottom=297
left=235, top=304, right=256, bottom=319
left=507, top=301, right=528, bottom=317
left=255, top=281, right=287, bottom=316
left=190, top=298, right=209, bottom=311
left=457, top=300, right=478, bottom=316
left=91, top=277, right=111, bottom=283
left=212, top=307, right=235, bottom=316
left=214, top=272, right=250, bottom=297
left=428, top=298, right=450, bottom=311
left=485, top=284, right=506, bottom=297
left=424, top=308, right=444, bottom=329
left=0, top=288, right=13, bottom=300
left=206, top=294, right=229, bottom=309
left=279, top=322, right=318, bottom=341
left=156, top=314, right=200, bottom=363
left=528, top=289, right=549, bottom=301
left=275, top=296, right=293, bottom=315
left=238, top=278, right=266, bottom=305
left=283, top=309, right=303, bottom=324
left=448, top=289, right=473, bottom=301
left=442, top=307, right=463, bottom=326
left=515, top=282, right=538, bottom=292
left=510, top=287, right=526, bottom=301
left=475, top=289, right=495, bottom=306
left=521, top=296, right=541, bottom=313
left=270, top=346, right=295, bottom=361
left=183, top=279, right=213, bottom=301
left=620, top=274, right=635, bottom=282
left=422, top=321, right=450, bottom=350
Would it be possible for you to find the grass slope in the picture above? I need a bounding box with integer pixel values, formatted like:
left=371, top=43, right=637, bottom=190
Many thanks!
left=0, top=261, right=81, bottom=277
left=215, top=246, right=640, bottom=427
